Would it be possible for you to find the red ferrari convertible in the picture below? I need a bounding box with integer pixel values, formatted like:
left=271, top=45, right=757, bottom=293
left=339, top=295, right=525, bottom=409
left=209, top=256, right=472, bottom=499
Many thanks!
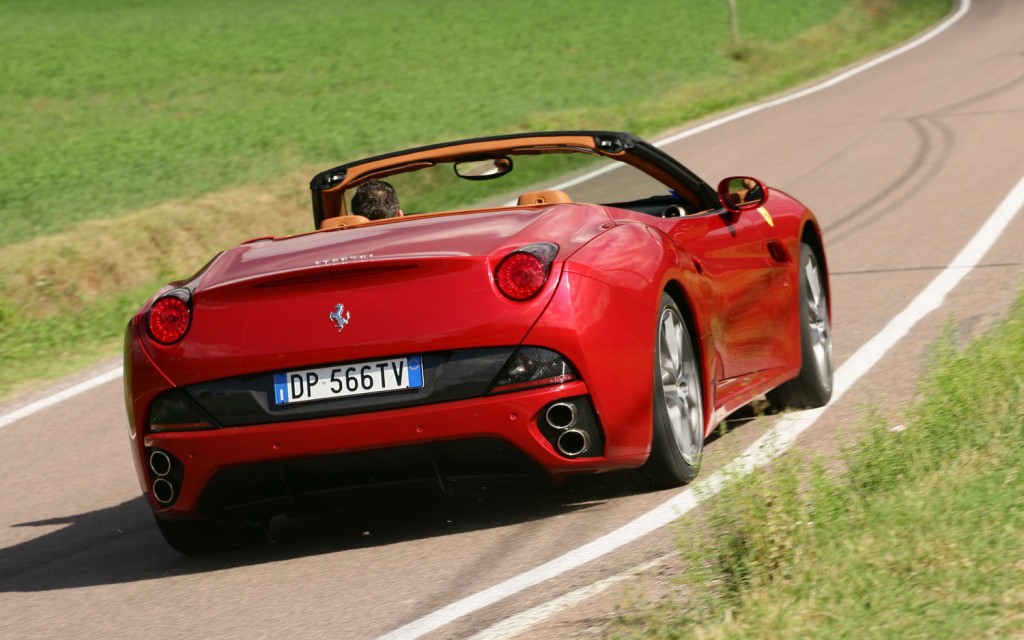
left=124, top=131, right=833, bottom=553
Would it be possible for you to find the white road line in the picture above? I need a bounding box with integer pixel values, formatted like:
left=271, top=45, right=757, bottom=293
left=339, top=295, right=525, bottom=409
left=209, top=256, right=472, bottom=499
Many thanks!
left=0, top=366, right=123, bottom=430
left=652, top=0, right=971, bottom=149
left=0, top=1, right=971, bottom=433
left=465, top=554, right=675, bottom=640
left=380, top=171, right=1022, bottom=639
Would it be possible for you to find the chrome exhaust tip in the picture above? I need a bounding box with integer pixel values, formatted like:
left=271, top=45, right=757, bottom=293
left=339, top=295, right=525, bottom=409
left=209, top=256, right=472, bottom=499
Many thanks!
left=556, top=429, right=590, bottom=457
left=152, top=478, right=176, bottom=505
left=149, top=450, right=173, bottom=477
left=545, top=402, right=578, bottom=430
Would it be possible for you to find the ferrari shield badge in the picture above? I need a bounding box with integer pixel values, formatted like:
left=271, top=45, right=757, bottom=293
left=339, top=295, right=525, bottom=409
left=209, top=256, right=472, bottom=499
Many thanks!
left=329, top=303, right=351, bottom=332
left=757, top=206, right=774, bottom=227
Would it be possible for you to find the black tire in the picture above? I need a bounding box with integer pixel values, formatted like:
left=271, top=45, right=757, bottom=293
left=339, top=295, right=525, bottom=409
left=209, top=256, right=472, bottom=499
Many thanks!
left=768, top=243, right=834, bottom=410
left=155, top=515, right=269, bottom=555
left=644, top=294, right=705, bottom=488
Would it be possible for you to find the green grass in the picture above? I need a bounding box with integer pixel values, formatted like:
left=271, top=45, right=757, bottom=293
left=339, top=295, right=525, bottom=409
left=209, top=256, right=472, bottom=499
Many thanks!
left=2, top=0, right=925, bottom=246
left=614, top=292, right=1024, bottom=638
left=0, top=0, right=952, bottom=398
left=0, top=281, right=160, bottom=387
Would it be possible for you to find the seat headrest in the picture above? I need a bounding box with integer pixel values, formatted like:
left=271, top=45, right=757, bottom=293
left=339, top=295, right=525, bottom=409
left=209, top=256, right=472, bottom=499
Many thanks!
left=517, top=189, right=572, bottom=206
left=320, top=214, right=371, bottom=230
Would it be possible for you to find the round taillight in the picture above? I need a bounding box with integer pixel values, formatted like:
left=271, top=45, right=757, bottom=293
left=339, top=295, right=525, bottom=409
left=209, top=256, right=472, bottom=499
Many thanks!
left=496, top=252, right=547, bottom=300
left=148, top=291, right=191, bottom=344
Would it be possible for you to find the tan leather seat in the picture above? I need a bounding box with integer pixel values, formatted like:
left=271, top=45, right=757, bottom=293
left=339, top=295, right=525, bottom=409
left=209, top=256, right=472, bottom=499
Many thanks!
left=320, top=214, right=371, bottom=230
left=517, top=189, right=572, bottom=206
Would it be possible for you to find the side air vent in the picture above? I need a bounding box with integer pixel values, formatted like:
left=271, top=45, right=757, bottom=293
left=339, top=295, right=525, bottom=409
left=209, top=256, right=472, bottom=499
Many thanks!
left=767, top=241, right=791, bottom=264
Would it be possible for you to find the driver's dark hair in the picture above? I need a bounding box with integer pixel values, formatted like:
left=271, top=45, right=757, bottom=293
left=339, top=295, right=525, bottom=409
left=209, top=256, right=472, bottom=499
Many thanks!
left=351, top=180, right=400, bottom=220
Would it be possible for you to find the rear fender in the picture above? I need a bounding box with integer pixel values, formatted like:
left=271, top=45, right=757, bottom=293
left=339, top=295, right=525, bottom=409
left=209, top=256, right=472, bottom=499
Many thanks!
left=527, top=222, right=705, bottom=463
left=525, top=271, right=654, bottom=464
left=124, top=316, right=176, bottom=501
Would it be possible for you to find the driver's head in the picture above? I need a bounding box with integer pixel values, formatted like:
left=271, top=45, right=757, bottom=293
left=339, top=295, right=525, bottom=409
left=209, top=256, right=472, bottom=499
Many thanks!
left=351, top=180, right=401, bottom=220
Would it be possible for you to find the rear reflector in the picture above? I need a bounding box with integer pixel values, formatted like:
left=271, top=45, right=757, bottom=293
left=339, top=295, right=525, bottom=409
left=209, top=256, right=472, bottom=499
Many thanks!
left=149, top=389, right=216, bottom=433
left=490, top=347, right=576, bottom=394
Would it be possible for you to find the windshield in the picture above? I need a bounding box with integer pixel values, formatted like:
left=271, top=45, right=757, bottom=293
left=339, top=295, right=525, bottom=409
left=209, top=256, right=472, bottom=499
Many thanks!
left=344, top=152, right=684, bottom=216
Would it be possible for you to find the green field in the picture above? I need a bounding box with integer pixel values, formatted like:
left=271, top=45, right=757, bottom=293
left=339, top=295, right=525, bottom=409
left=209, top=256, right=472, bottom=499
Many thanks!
left=614, top=291, right=1024, bottom=638
left=2, top=0, right=939, bottom=245
left=0, top=0, right=951, bottom=396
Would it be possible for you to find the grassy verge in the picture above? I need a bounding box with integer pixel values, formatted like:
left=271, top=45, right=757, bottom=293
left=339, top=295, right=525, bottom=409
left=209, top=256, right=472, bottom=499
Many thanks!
left=0, top=0, right=952, bottom=399
left=0, top=0, right=857, bottom=246
left=614, top=291, right=1024, bottom=638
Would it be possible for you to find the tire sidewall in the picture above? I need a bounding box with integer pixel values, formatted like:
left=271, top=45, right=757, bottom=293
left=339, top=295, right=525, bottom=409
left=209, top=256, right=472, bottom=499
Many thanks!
left=645, top=294, right=703, bottom=487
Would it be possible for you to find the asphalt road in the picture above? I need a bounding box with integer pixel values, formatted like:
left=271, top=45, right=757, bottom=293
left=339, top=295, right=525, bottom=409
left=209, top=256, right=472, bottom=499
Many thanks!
left=2, top=1, right=1022, bottom=638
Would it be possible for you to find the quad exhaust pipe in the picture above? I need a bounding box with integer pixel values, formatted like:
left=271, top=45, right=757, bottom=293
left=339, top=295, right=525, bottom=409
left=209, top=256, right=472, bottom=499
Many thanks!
left=546, top=401, right=592, bottom=457
left=148, top=449, right=177, bottom=505
left=543, top=399, right=599, bottom=458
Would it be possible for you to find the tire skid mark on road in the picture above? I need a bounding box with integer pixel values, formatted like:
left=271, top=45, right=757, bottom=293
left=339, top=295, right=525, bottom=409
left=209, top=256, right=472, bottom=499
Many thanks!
left=822, top=116, right=953, bottom=244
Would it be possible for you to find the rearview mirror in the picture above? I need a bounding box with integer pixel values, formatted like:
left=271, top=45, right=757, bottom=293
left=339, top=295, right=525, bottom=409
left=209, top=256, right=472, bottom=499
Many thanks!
left=454, top=157, right=513, bottom=180
left=718, top=176, right=766, bottom=212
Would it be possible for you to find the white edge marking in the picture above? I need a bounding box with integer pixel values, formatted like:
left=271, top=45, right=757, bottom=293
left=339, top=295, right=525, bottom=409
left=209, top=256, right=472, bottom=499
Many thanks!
left=650, top=0, right=971, bottom=149
left=465, top=554, right=675, bottom=640
left=0, top=366, right=124, bottom=430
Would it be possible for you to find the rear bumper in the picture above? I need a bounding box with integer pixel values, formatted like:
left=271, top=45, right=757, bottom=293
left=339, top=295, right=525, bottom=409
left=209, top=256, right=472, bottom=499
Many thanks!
left=139, top=382, right=644, bottom=517
left=186, top=438, right=550, bottom=520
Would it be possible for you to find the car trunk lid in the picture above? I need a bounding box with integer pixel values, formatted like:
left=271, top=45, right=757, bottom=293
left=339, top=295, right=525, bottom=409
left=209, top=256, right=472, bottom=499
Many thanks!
left=148, top=205, right=612, bottom=386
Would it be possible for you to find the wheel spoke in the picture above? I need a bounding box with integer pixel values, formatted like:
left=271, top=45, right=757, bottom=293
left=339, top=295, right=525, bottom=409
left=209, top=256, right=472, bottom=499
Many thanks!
left=805, top=259, right=822, bottom=306
left=664, top=384, right=684, bottom=422
left=661, top=315, right=681, bottom=375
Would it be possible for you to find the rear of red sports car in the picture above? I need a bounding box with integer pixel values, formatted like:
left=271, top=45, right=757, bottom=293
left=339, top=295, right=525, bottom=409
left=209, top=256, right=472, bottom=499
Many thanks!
left=124, top=201, right=664, bottom=535
left=125, top=130, right=830, bottom=552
